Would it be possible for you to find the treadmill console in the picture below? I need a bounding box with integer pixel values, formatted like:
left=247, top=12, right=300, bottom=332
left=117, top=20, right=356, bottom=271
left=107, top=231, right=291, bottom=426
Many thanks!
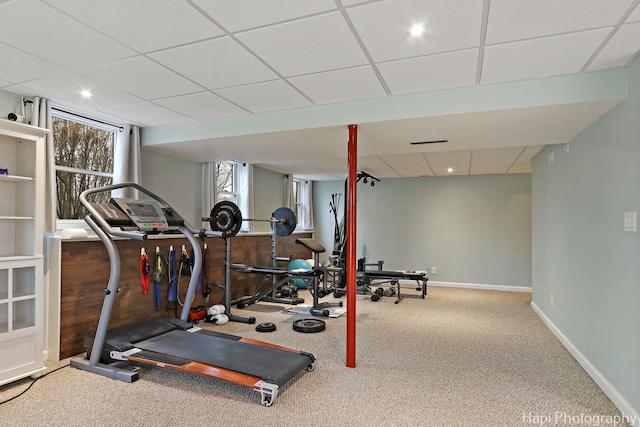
left=110, top=197, right=172, bottom=232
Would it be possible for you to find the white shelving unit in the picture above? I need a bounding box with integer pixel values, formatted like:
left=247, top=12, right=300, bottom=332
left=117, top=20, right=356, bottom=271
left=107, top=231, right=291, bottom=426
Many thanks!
left=0, top=118, right=48, bottom=386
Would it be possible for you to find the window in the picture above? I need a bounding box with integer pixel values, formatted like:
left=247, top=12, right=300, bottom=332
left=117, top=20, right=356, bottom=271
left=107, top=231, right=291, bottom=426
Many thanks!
left=52, top=111, right=115, bottom=220
left=216, top=161, right=238, bottom=203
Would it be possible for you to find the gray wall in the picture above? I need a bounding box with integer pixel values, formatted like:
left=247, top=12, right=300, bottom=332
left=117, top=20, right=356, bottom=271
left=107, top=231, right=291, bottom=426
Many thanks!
left=531, top=59, right=640, bottom=415
left=139, top=152, right=286, bottom=233
left=314, top=174, right=532, bottom=288
left=140, top=148, right=203, bottom=227
left=0, top=89, right=23, bottom=122
left=252, top=167, right=285, bottom=233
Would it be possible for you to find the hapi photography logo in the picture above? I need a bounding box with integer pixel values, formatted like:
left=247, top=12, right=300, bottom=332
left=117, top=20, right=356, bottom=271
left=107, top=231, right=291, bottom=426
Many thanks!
left=522, top=411, right=637, bottom=426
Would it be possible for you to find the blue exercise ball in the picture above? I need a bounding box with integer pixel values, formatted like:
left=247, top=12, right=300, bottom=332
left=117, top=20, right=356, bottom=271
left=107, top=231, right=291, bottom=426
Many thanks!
left=287, top=259, right=313, bottom=288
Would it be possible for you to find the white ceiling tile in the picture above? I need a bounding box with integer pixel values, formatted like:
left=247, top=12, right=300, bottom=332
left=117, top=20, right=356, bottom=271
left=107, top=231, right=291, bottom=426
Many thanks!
left=424, top=150, right=471, bottom=176
left=507, top=162, right=532, bottom=174
left=80, top=57, right=204, bottom=100
left=0, top=0, right=135, bottom=69
left=481, top=29, right=611, bottom=85
left=192, top=0, right=337, bottom=32
left=348, top=0, right=484, bottom=62
left=21, top=73, right=142, bottom=109
left=215, top=80, right=313, bottom=113
left=355, top=155, right=400, bottom=178
left=378, top=49, right=478, bottom=95
left=149, top=37, right=278, bottom=90
left=381, top=153, right=432, bottom=177
left=588, top=22, right=640, bottom=70
left=519, top=146, right=545, bottom=160
left=153, top=92, right=248, bottom=121
left=288, top=66, right=386, bottom=105
left=627, top=4, right=640, bottom=22
left=470, top=147, right=523, bottom=174
left=43, top=0, right=224, bottom=52
left=486, top=0, right=632, bottom=44
left=100, top=102, right=192, bottom=127
left=236, top=12, right=368, bottom=76
left=341, top=0, right=370, bottom=6
left=0, top=44, right=65, bottom=84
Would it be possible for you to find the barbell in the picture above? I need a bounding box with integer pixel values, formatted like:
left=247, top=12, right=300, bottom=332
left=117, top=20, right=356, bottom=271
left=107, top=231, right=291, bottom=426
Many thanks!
left=203, top=200, right=297, bottom=239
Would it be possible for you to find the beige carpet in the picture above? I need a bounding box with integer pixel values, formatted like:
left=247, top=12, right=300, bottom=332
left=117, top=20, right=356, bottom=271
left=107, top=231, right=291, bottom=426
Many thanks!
left=0, top=286, right=631, bottom=426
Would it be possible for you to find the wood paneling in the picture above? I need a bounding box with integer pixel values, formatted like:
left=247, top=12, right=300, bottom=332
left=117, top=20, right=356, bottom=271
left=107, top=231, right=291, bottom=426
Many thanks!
left=60, top=233, right=311, bottom=359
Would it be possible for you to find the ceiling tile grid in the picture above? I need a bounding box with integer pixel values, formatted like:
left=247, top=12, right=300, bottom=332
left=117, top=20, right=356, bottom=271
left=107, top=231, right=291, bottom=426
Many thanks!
left=0, top=0, right=639, bottom=180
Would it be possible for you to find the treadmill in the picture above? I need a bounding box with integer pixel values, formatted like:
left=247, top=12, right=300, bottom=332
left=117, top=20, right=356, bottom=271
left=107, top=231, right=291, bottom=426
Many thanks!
left=70, top=183, right=316, bottom=406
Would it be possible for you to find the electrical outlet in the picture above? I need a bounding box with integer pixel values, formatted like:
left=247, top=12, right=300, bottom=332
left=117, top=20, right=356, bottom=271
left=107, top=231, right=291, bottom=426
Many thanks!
left=431, top=267, right=437, bottom=275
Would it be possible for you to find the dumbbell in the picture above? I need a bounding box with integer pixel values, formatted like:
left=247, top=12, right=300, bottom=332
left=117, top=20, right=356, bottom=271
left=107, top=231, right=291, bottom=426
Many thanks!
left=371, top=287, right=384, bottom=301
left=383, top=287, right=396, bottom=297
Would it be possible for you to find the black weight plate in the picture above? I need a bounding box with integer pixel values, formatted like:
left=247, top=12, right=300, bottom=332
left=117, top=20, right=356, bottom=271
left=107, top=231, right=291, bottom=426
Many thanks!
left=293, top=318, right=326, bottom=333
left=271, top=207, right=297, bottom=236
left=209, top=201, right=243, bottom=238
left=255, top=322, right=277, bottom=332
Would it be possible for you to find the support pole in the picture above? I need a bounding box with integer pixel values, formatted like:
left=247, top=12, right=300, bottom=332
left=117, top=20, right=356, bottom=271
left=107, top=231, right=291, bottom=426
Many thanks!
left=346, top=124, right=357, bottom=368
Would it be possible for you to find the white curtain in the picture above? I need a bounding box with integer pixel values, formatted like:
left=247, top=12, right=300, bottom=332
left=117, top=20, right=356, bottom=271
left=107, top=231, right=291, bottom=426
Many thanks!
left=283, top=174, right=294, bottom=209
left=202, top=162, right=216, bottom=229
left=238, top=163, right=253, bottom=232
left=300, top=180, right=314, bottom=230
left=112, top=124, right=141, bottom=198
left=30, top=97, right=56, bottom=233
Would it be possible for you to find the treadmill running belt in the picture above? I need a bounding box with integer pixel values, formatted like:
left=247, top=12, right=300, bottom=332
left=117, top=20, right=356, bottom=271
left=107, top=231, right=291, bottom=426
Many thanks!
left=135, top=330, right=311, bottom=385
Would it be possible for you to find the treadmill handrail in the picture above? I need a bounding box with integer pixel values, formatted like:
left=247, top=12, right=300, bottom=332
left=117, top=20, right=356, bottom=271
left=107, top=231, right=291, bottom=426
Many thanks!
left=80, top=182, right=222, bottom=239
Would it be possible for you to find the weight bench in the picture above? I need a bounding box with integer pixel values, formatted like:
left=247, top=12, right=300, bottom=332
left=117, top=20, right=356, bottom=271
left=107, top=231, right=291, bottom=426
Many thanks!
left=357, top=259, right=428, bottom=304
left=295, top=238, right=343, bottom=316
left=231, top=264, right=311, bottom=308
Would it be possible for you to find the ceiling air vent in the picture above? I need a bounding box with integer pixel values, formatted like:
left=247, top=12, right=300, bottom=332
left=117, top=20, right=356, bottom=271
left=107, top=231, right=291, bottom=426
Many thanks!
left=410, top=139, right=448, bottom=145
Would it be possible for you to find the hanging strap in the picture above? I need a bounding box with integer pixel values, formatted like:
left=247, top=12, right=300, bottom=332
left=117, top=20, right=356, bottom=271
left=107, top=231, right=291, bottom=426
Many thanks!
left=139, top=248, right=151, bottom=295
left=167, top=246, right=178, bottom=310
left=153, top=248, right=166, bottom=311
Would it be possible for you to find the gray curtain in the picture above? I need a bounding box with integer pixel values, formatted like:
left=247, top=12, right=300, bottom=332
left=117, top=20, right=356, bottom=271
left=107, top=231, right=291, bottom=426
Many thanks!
left=202, top=162, right=215, bottom=229
left=30, top=97, right=56, bottom=233
left=300, top=180, right=314, bottom=230
left=112, top=124, right=141, bottom=198
left=283, top=174, right=294, bottom=209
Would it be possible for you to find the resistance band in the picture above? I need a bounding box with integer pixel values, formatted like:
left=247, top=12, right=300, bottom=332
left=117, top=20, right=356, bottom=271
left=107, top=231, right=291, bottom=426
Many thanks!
left=153, top=247, right=166, bottom=311
left=139, top=248, right=151, bottom=295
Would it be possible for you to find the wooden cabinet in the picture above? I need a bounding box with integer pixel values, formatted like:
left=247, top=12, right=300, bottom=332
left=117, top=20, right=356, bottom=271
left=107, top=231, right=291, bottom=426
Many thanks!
left=0, top=118, right=47, bottom=386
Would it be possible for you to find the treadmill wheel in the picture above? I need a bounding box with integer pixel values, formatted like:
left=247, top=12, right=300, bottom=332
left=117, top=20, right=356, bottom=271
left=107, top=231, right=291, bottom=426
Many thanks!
left=256, top=322, right=277, bottom=332
left=293, top=318, right=326, bottom=333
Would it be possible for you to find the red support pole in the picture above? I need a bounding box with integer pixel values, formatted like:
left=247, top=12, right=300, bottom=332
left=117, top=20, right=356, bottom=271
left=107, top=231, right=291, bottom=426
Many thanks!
left=346, top=124, right=357, bottom=368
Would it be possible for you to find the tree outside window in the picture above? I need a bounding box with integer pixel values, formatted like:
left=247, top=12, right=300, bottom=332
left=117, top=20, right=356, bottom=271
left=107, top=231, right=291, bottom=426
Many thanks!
left=216, top=161, right=237, bottom=203
left=53, top=114, right=115, bottom=219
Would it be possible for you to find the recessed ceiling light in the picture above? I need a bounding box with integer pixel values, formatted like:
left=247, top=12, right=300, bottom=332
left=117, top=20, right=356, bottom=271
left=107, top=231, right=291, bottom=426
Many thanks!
left=410, top=24, right=425, bottom=37
left=80, top=90, right=93, bottom=98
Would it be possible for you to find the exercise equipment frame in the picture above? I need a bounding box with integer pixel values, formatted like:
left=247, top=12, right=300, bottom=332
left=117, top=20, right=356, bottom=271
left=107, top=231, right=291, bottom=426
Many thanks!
left=70, top=183, right=316, bottom=406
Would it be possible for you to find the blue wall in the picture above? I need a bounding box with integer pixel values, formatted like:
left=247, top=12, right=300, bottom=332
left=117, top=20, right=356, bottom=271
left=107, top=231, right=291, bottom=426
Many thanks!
left=314, top=173, right=532, bottom=288
left=532, top=59, right=640, bottom=419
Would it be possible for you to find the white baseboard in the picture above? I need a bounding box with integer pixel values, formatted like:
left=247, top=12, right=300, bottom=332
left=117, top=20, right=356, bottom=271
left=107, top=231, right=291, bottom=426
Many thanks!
left=428, top=280, right=532, bottom=293
left=531, top=302, right=639, bottom=427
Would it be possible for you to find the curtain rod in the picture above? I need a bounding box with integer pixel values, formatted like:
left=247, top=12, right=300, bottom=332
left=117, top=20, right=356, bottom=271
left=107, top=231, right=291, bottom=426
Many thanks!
left=51, top=107, right=125, bottom=132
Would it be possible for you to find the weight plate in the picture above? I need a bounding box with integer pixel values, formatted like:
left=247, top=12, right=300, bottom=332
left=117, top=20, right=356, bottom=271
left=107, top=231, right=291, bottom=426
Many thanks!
left=293, top=318, right=326, bottom=333
left=255, top=322, right=277, bottom=332
left=271, top=207, right=297, bottom=236
left=209, top=201, right=243, bottom=239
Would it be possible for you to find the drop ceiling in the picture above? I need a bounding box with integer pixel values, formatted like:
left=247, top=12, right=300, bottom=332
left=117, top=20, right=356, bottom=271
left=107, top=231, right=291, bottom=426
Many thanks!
left=1, top=0, right=639, bottom=180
